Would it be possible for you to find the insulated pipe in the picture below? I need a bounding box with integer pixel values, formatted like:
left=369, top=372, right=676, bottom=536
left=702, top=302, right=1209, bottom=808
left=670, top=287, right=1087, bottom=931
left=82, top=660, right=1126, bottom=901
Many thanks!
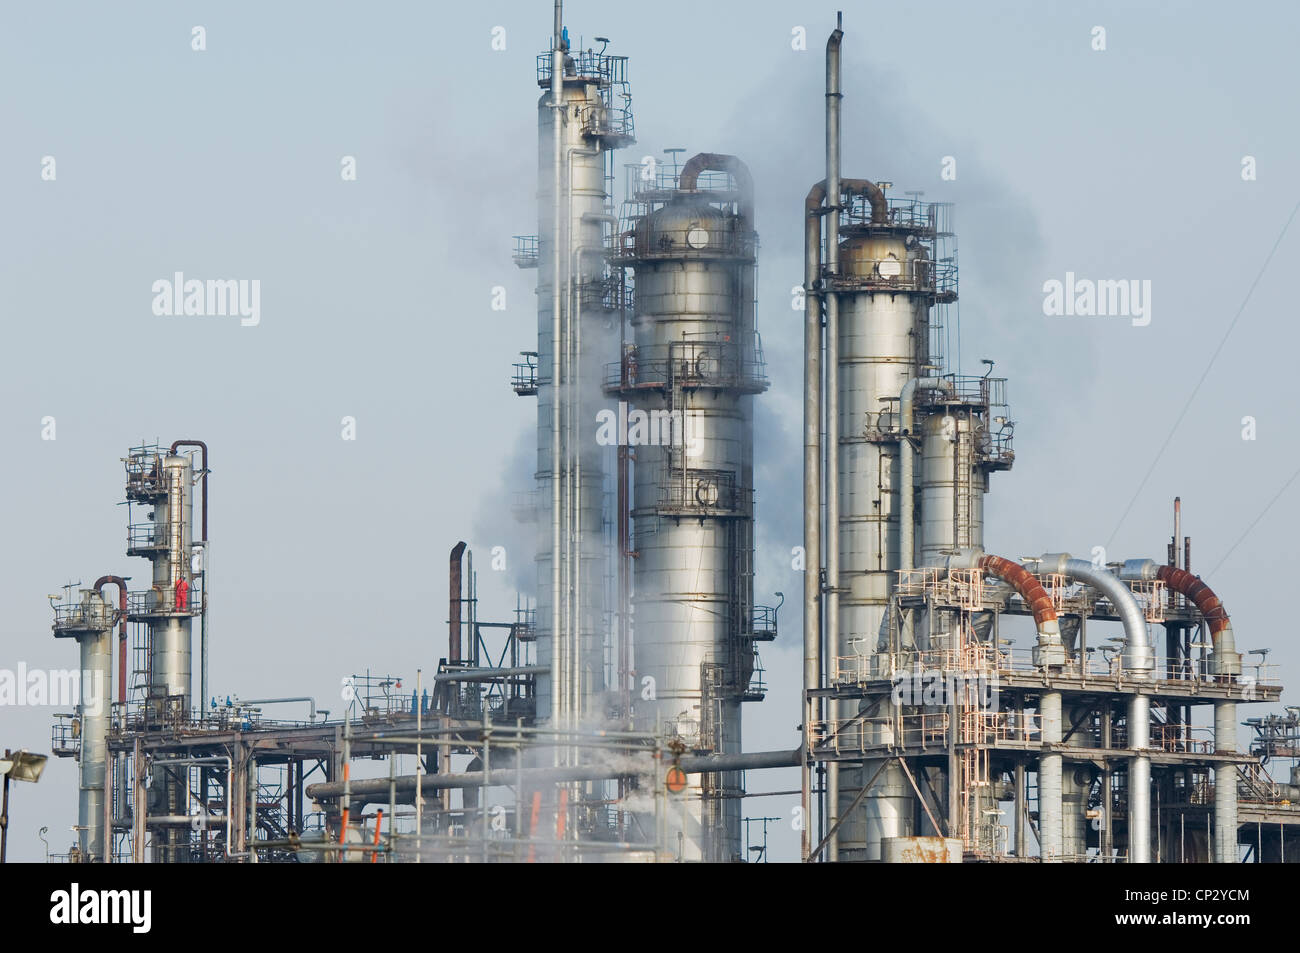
left=899, top=378, right=953, bottom=574
left=449, top=541, right=467, bottom=663
left=1158, top=566, right=1239, bottom=676
left=1037, top=554, right=1154, bottom=678
left=974, top=555, right=1065, bottom=666
left=930, top=550, right=1066, bottom=664
left=1121, top=559, right=1241, bottom=675
left=824, top=15, right=843, bottom=863
left=306, top=748, right=801, bottom=801
left=1038, top=554, right=1152, bottom=859
left=1118, top=553, right=1237, bottom=670
left=1128, top=695, right=1151, bottom=863
left=1214, top=701, right=1238, bottom=862
left=93, top=575, right=129, bottom=704
left=1039, top=691, right=1063, bottom=862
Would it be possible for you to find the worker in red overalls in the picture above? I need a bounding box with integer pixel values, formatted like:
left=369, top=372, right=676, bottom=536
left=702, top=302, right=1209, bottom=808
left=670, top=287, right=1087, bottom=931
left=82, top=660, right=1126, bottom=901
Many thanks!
left=175, top=576, right=189, bottom=612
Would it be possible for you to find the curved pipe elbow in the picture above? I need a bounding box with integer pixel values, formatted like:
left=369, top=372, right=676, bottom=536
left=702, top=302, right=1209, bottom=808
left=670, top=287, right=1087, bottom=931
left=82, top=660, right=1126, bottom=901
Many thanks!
left=678, top=153, right=753, bottom=226
left=1155, top=565, right=1240, bottom=676
left=803, top=178, right=888, bottom=225
left=975, top=553, right=1064, bottom=666
left=1048, top=556, right=1154, bottom=678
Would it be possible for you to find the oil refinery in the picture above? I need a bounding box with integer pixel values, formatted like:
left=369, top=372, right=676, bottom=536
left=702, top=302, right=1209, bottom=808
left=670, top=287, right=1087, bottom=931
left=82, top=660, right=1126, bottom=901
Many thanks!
left=21, top=5, right=1300, bottom=866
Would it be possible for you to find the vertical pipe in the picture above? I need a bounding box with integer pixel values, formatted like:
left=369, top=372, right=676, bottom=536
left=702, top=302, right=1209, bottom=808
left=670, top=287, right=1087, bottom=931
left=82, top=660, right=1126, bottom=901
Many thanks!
left=1173, top=497, right=1181, bottom=569
left=823, top=12, right=844, bottom=864
left=550, top=0, right=565, bottom=732
left=414, top=668, right=422, bottom=861
left=1214, top=701, right=1238, bottom=862
left=449, top=542, right=466, bottom=663
left=387, top=753, right=396, bottom=861
left=1039, top=691, right=1063, bottom=861
left=1014, top=760, right=1026, bottom=857
left=1129, top=695, right=1150, bottom=863
left=900, top=377, right=953, bottom=573
left=801, top=189, right=823, bottom=862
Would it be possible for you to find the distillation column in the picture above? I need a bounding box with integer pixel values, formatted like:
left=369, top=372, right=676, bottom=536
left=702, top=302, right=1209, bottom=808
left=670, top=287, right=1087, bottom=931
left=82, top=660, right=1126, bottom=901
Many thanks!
left=614, top=154, right=766, bottom=861
left=830, top=197, right=943, bottom=860
left=51, top=590, right=115, bottom=861
left=125, top=446, right=198, bottom=861
left=533, top=36, right=633, bottom=727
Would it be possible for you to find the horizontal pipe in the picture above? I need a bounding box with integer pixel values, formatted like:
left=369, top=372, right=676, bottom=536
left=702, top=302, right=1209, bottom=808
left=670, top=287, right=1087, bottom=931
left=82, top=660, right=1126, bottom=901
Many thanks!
left=433, top=666, right=545, bottom=683
left=240, top=696, right=317, bottom=722
left=305, top=748, right=800, bottom=801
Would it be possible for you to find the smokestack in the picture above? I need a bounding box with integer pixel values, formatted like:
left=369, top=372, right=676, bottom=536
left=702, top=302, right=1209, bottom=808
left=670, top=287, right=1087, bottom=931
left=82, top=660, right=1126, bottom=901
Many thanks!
left=449, top=541, right=467, bottom=663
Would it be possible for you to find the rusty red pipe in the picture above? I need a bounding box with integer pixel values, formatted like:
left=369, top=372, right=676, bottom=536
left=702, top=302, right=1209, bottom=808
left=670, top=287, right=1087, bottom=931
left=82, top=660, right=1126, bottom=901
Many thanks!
left=805, top=177, right=887, bottom=225
left=977, top=555, right=1057, bottom=628
left=1156, top=565, right=1240, bottom=674
left=93, top=575, right=129, bottom=704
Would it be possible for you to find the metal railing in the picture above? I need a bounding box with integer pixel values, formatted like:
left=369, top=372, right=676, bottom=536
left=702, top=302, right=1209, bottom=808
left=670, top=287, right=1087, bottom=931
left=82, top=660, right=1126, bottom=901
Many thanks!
left=512, top=352, right=539, bottom=396
left=749, top=605, right=778, bottom=641
left=656, top=467, right=751, bottom=518
left=127, top=587, right=202, bottom=618
left=815, top=712, right=950, bottom=755
left=126, top=522, right=169, bottom=552
left=962, top=710, right=1042, bottom=746
left=512, top=235, right=539, bottom=268
left=831, top=647, right=1279, bottom=692
left=52, top=602, right=115, bottom=631
left=124, top=445, right=166, bottom=496
left=1150, top=723, right=1214, bottom=754
left=536, top=50, right=630, bottom=88
left=827, top=254, right=957, bottom=298
left=50, top=716, right=80, bottom=758
left=582, top=103, right=634, bottom=140
left=604, top=339, right=768, bottom=394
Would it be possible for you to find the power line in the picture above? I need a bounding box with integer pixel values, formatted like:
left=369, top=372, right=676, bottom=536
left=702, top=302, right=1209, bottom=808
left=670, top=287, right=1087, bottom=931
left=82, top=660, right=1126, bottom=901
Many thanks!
left=1208, top=461, right=1300, bottom=577
left=1106, top=197, right=1300, bottom=546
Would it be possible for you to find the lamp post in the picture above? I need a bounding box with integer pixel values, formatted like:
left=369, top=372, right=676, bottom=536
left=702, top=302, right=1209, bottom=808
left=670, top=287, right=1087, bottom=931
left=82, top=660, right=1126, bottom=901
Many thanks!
left=1, top=748, right=49, bottom=863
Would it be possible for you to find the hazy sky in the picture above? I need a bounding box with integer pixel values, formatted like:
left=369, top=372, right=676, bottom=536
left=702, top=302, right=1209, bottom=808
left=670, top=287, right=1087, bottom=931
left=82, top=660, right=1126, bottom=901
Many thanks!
left=2, top=0, right=1297, bottom=863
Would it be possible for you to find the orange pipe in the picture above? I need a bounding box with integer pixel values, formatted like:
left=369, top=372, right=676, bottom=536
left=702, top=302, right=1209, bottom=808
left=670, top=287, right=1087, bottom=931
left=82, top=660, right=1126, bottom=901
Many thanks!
left=556, top=787, right=569, bottom=842
left=977, top=555, right=1058, bottom=627
left=1156, top=565, right=1229, bottom=637
left=370, top=809, right=383, bottom=863
left=527, top=790, right=542, bottom=863
left=338, top=764, right=351, bottom=861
